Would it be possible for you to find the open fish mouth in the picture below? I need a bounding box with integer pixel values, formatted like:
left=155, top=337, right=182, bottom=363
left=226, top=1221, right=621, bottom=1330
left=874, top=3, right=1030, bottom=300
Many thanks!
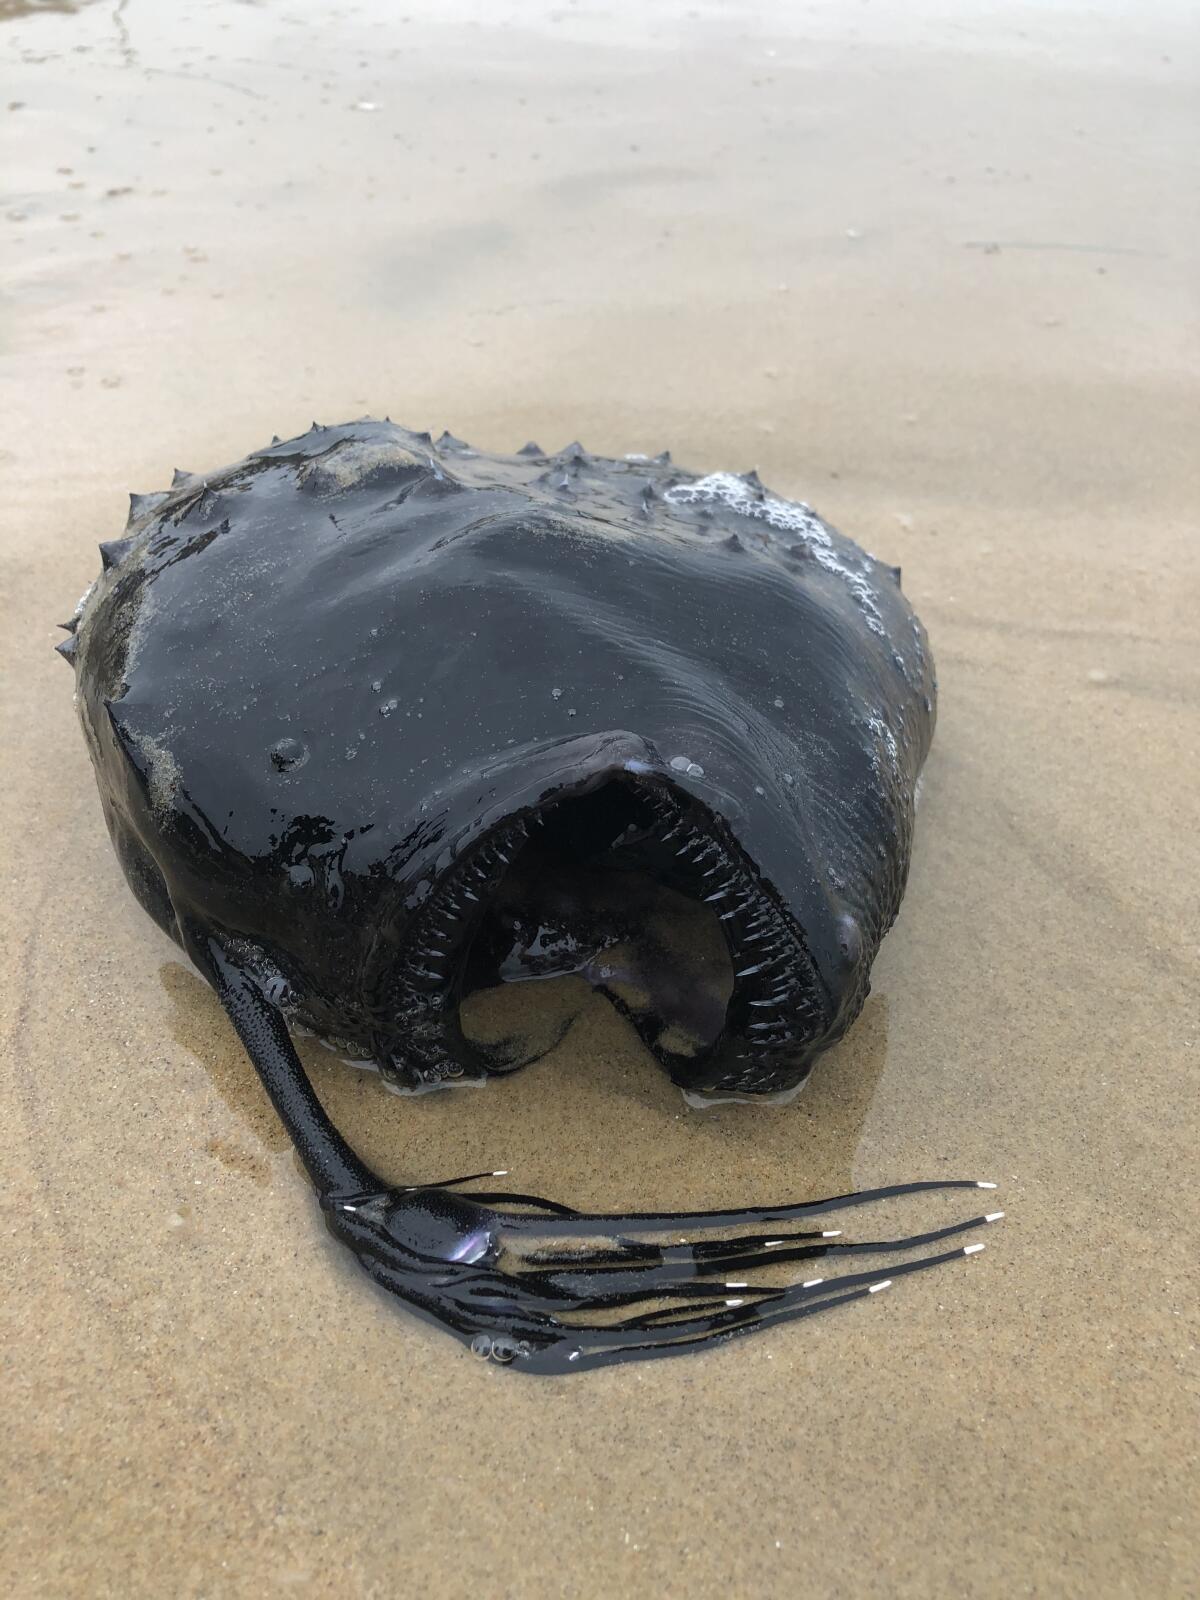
left=379, top=769, right=832, bottom=1099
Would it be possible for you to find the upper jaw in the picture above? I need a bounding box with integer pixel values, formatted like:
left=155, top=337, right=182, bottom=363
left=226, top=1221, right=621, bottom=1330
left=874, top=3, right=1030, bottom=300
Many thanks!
left=369, top=742, right=835, bottom=1097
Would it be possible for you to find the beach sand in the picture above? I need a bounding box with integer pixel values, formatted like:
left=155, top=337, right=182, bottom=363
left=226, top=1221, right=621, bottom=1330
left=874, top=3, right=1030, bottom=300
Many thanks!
left=1, top=2, right=1197, bottom=1595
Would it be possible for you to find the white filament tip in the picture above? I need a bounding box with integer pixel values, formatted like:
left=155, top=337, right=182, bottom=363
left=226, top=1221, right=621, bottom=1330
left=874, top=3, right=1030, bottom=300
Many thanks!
left=963, top=1243, right=985, bottom=1256
left=492, top=1170, right=509, bottom=1177
left=985, top=1211, right=1005, bottom=1223
left=868, top=1279, right=892, bottom=1294
left=821, top=1229, right=842, bottom=1239
left=726, top=1298, right=746, bottom=1308
left=726, top=1281, right=748, bottom=1289
left=976, top=1181, right=998, bottom=1189
left=802, top=1278, right=823, bottom=1289
left=764, top=1239, right=785, bottom=1248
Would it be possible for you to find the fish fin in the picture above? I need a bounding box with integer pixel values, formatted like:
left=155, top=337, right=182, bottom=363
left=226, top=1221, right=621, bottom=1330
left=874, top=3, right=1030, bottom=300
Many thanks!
left=194, top=932, right=376, bottom=1196
left=323, top=1176, right=1000, bottom=1374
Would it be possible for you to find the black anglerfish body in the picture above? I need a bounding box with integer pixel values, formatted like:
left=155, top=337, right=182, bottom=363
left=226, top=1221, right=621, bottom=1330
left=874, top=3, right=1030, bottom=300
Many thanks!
left=59, top=421, right=999, bottom=1371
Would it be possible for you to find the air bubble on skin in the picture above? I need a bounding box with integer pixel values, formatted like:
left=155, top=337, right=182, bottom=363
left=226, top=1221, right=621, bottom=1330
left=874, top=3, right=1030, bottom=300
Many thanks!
left=782, top=772, right=794, bottom=786
left=669, top=755, right=705, bottom=777
left=371, top=679, right=382, bottom=692
left=270, top=737, right=308, bottom=773
left=567, top=707, right=578, bottom=718
left=263, top=971, right=291, bottom=1006
left=378, top=698, right=399, bottom=717
left=664, top=472, right=888, bottom=637
left=551, top=687, right=563, bottom=700
left=773, top=696, right=784, bottom=709
left=754, top=784, right=766, bottom=796
left=867, top=714, right=900, bottom=780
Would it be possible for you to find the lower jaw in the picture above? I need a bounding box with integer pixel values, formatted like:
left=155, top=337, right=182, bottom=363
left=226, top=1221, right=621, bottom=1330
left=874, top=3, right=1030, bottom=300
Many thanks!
left=373, top=775, right=832, bottom=1097
left=681, top=1076, right=814, bottom=1110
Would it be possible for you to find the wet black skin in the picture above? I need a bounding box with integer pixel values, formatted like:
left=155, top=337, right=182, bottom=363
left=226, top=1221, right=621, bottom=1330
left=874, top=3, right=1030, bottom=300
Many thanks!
left=57, top=421, right=996, bottom=1372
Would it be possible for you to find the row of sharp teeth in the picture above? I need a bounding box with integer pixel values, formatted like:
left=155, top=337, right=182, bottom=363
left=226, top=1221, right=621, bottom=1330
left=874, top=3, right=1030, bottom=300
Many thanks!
left=640, top=790, right=827, bottom=1068
left=386, top=815, right=534, bottom=1081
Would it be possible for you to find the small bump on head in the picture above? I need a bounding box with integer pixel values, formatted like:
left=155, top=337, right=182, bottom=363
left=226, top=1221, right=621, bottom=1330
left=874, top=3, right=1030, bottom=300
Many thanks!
left=100, top=537, right=134, bottom=570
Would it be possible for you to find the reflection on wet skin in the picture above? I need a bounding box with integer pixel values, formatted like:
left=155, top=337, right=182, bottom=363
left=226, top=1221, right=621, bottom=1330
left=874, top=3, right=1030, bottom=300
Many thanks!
left=160, top=958, right=890, bottom=1206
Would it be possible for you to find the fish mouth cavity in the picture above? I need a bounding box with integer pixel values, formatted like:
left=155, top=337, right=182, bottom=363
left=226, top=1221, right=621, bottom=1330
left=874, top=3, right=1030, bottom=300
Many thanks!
left=374, top=772, right=833, bottom=1099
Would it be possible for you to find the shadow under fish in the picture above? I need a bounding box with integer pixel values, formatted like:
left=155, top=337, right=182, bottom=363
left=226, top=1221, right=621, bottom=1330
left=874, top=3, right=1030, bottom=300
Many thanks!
left=57, top=420, right=1000, bottom=1372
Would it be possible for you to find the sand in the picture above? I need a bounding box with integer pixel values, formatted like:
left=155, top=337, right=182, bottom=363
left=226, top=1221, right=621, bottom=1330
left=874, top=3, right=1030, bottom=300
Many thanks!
left=2, top=1, right=1197, bottom=1596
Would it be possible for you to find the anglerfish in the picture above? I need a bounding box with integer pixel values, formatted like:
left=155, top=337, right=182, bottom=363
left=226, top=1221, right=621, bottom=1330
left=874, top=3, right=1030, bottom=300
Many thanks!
left=57, top=420, right=1001, bottom=1372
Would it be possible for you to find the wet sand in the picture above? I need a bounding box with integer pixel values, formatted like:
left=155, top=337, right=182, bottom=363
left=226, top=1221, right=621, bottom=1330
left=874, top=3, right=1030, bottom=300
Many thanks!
left=2, top=2, right=1197, bottom=1595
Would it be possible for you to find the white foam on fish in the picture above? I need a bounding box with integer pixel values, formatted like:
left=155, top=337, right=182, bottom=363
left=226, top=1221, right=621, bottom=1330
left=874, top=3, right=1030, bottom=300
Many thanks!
left=664, top=472, right=887, bottom=637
